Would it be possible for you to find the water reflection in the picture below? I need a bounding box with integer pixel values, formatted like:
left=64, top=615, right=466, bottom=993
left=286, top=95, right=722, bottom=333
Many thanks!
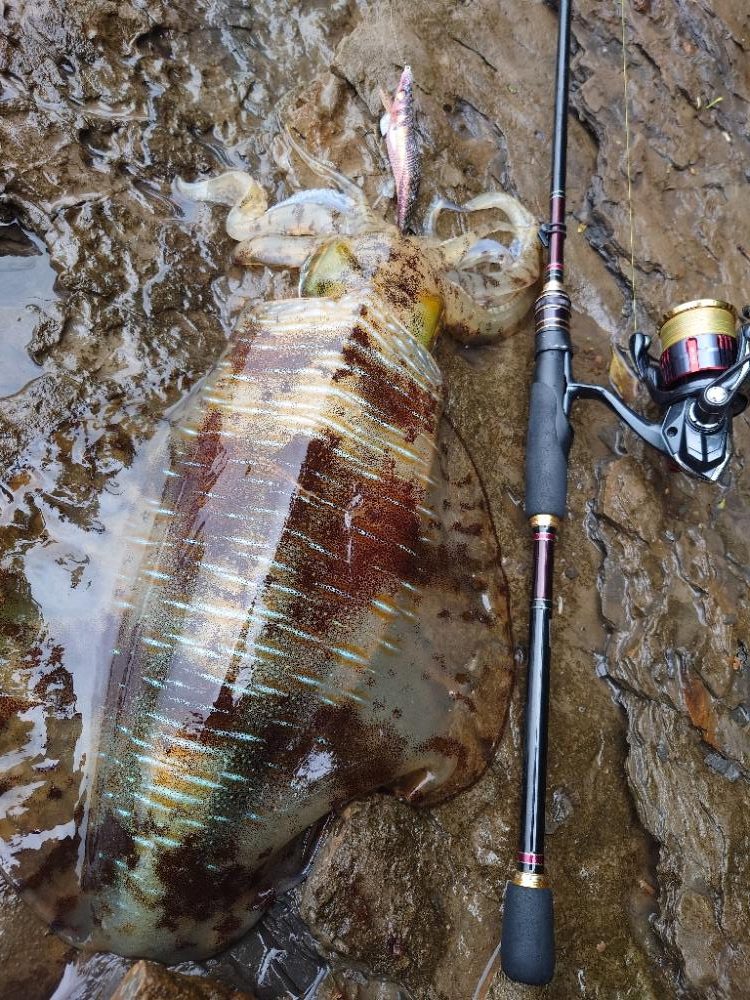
left=0, top=220, right=58, bottom=398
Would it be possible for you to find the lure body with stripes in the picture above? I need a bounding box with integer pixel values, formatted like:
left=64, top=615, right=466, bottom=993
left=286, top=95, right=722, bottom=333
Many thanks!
left=0, top=135, right=540, bottom=961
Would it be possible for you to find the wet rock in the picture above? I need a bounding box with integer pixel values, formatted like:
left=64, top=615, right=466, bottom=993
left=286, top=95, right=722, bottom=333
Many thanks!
left=316, top=970, right=410, bottom=1000
left=200, top=892, right=334, bottom=999
left=547, top=787, right=575, bottom=836
left=703, top=751, right=743, bottom=783
left=51, top=952, right=133, bottom=1000
left=594, top=452, right=750, bottom=997
left=0, top=880, right=72, bottom=1000
left=300, top=796, right=501, bottom=999
left=111, top=961, right=255, bottom=1000
left=197, top=892, right=411, bottom=1000
left=623, top=699, right=750, bottom=997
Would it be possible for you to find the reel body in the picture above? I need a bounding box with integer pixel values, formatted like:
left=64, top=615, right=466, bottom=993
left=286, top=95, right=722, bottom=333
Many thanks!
left=572, top=299, right=750, bottom=483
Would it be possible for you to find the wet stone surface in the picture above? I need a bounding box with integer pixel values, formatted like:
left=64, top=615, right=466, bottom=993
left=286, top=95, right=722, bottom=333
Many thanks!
left=299, top=796, right=502, bottom=997
left=0, top=878, right=73, bottom=1000
left=1, top=0, right=749, bottom=998
left=109, top=961, right=256, bottom=1000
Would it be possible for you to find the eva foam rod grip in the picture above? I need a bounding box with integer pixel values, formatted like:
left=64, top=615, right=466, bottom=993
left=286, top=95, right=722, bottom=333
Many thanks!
left=524, top=380, right=572, bottom=519
left=500, top=881, right=555, bottom=985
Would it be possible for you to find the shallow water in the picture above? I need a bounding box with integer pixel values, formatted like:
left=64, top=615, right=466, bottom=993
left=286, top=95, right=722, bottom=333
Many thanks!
left=0, top=222, right=56, bottom=397
left=1, top=0, right=749, bottom=997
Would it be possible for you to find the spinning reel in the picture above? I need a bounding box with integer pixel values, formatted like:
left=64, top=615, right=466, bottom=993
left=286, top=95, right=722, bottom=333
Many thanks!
left=569, top=298, right=750, bottom=481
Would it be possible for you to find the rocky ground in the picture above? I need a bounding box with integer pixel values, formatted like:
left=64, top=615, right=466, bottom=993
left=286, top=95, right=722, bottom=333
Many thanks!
left=1, top=0, right=749, bottom=997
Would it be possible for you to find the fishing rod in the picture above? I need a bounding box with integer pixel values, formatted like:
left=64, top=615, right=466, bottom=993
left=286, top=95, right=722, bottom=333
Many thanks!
left=499, top=0, right=750, bottom=985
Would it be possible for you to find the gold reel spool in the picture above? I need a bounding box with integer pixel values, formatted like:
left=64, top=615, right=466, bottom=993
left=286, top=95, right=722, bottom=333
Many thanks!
left=657, top=299, right=738, bottom=386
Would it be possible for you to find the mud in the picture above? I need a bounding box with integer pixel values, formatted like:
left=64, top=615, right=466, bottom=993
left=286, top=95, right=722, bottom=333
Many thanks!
left=1, top=0, right=749, bottom=998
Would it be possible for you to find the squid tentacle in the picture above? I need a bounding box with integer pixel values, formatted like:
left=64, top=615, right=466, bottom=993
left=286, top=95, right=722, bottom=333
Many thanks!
left=455, top=238, right=509, bottom=271
left=230, top=195, right=365, bottom=243
left=439, top=273, right=539, bottom=344
left=281, top=126, right=374, bottom=217
left=178, top=132, right=379, bottom=264
left=177, top=139, right=541, bottom=340
left=428, top=191, right=541, bottom=343
left=234, top=235, right=321, bottom=268
left=423, top=196, right=461, bottom=238
left=176, top=171, right=268, bottom=242
left=175, top=171, right=266, bottom=210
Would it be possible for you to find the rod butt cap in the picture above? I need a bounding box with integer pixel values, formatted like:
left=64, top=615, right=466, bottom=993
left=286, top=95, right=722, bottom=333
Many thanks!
left=500, top=880, right=555, bottom=985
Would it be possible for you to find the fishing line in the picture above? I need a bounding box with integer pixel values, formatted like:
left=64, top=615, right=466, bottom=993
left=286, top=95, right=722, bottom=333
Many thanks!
left=387, top=0, right=406, bottom=71
left=619, top=0, right=638, bottom=331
